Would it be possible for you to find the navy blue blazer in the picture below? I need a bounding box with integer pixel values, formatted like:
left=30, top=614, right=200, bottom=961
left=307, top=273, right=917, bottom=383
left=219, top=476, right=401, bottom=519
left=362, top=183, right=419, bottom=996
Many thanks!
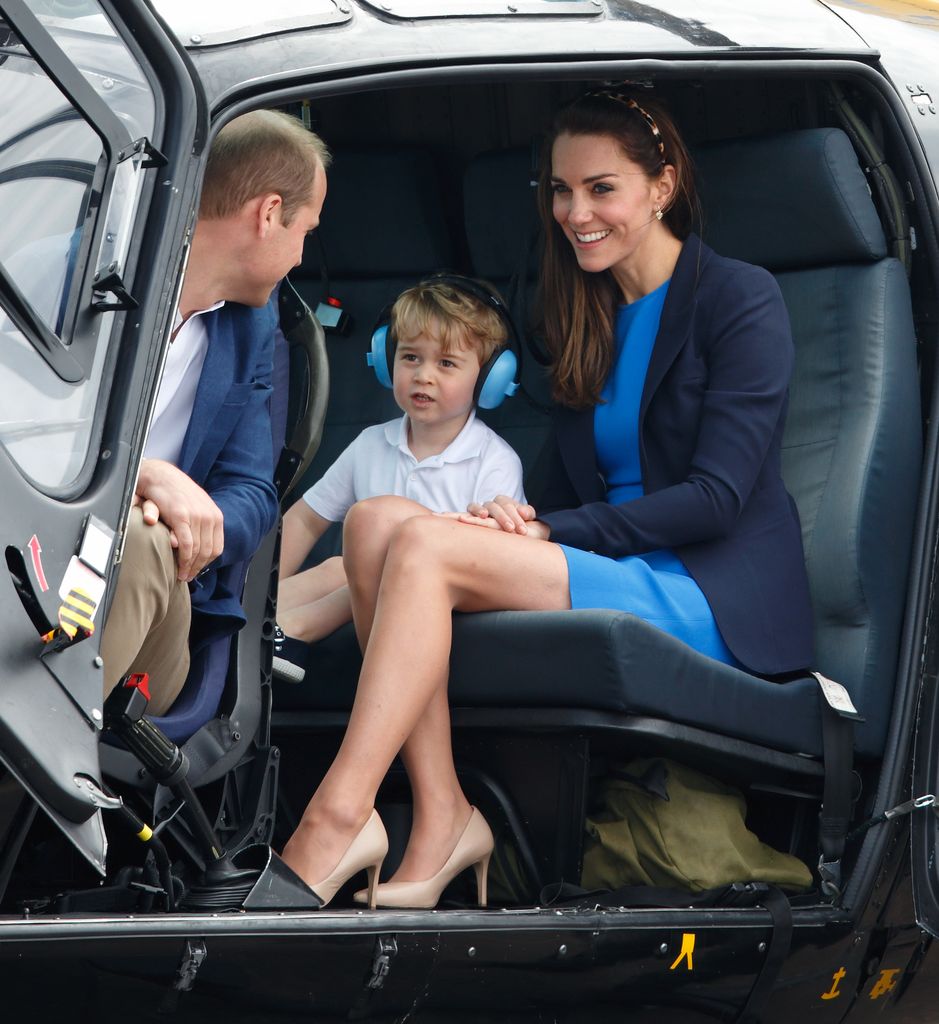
left=178, top=300, right=280, bottom=652
left=539, top=235, right=814, bottom=675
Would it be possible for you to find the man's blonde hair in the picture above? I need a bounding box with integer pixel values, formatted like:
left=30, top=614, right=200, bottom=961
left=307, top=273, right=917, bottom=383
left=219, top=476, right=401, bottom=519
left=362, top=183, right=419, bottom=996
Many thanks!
left=391, top=279, right=508, bottom=364
left=200, top=110, right=330, bottom=225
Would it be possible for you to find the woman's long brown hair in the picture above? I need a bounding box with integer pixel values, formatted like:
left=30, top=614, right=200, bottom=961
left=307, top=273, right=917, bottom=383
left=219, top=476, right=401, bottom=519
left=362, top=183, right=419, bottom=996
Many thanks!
left=538, top=91, right=698, bottom=408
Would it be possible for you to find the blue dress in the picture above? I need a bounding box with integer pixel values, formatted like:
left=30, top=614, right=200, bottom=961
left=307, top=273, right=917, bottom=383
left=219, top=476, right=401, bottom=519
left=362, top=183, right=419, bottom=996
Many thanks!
left=558, top=281, right=739, bottom=666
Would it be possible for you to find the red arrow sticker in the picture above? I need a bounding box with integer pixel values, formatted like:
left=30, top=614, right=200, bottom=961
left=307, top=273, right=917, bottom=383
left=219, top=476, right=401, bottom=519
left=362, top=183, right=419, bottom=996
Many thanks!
left=27, top=534, right=49, bottom=592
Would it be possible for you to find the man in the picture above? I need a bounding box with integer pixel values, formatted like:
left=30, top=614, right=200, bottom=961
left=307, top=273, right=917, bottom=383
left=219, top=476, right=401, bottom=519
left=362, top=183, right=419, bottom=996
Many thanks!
left=100, top=109, right=329, bottom=715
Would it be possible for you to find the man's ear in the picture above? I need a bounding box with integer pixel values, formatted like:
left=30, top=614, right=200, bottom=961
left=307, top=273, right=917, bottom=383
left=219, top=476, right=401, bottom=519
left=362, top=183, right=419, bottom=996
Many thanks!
left=251, top=192, right=285, bottom=237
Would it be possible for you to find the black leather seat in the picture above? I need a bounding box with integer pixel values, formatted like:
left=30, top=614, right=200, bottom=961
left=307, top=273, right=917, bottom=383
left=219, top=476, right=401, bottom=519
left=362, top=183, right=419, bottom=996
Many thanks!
left=102, top=281, right=326, bottom=800
left=278, top=147, right=458, bottom=688
left=282, top=128, right=921, bottom=761
left=289, top=146, right=457, bottom=537
left=462, top=146, right=554, bottom=482
left=444, top=127, right=921, bottom=766
left=274, top=129, right=921, bottom=888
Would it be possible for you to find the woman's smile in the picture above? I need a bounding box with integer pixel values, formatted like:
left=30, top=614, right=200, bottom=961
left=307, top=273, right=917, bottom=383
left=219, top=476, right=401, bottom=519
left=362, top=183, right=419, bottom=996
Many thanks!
left=574, top=229, right=612, bottom=243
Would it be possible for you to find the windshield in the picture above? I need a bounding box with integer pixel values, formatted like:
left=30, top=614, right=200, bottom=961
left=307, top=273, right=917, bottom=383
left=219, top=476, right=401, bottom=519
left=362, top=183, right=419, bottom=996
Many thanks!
left=0, top=4, right=155, bottom=491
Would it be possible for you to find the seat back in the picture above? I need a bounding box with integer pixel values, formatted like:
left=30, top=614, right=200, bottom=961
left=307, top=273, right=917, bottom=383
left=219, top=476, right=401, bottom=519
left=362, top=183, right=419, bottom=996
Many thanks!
left=288, top=147, right=456, bottom=561
left=696, top=128, right=922, bottom=757
left=100, top=284, right=325, bottom=790
left=462, top=146, right=552, bottom=481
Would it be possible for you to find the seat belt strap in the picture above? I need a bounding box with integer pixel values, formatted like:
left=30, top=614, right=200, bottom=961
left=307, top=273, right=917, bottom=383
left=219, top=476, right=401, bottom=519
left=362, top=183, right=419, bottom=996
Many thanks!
left=812, top=671, right=863, bottom=901
left=736, top=884, right=793, bottom=1023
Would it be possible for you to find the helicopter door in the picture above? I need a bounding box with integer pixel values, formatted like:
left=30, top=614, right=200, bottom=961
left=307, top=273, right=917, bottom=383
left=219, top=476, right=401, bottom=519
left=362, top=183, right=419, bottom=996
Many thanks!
left=911, top=628, right=939, bottom=938
left=0, top=1, right=204, bottom=873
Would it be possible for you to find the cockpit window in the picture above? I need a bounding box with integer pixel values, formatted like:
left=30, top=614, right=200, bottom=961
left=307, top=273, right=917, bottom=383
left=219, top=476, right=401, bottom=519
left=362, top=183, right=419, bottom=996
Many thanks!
left=0, top=3, right=155, bottom=492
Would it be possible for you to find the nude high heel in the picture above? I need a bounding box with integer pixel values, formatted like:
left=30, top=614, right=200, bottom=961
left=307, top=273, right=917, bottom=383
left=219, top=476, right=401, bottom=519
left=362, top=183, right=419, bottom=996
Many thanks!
left=353, top=807, right=493, bottom=909
left=307, top=809, right=389, bottom=908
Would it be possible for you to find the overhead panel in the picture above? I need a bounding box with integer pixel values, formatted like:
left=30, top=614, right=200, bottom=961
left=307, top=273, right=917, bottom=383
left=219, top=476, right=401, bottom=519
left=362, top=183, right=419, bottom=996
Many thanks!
left=153, top=0, right=352, bottom=48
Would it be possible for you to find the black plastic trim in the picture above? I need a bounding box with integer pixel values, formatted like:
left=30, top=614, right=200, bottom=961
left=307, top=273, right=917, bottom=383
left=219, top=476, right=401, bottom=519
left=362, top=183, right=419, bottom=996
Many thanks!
left=0, top=264, right=83, bottom=383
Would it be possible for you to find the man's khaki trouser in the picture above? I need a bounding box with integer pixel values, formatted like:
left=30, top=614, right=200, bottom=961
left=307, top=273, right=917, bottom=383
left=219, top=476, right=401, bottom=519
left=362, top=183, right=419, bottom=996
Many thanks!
left=99, top=507, right=191, bottom=716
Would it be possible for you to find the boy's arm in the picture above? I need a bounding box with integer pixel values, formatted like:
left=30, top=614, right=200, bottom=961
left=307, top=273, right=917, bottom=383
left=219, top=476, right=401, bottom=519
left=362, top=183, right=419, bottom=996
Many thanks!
left=279, top=429, right=365, bottom=579
left=280, top=501, right=332, bottom=579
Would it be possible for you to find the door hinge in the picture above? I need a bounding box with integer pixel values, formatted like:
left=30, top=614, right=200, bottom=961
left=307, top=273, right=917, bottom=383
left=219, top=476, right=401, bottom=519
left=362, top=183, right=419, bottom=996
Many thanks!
left=118, top=136, right=167, bottom=168
left=348, top=934, right=398, bottom=1020
left=367, top=934, right=397, bottom=990
left=160, top=938, right=207, bottom=1013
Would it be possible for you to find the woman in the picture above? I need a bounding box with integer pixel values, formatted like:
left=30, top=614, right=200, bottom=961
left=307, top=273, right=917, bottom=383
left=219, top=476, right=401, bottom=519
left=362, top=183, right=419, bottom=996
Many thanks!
left=280, top=88, right=814, bottom=909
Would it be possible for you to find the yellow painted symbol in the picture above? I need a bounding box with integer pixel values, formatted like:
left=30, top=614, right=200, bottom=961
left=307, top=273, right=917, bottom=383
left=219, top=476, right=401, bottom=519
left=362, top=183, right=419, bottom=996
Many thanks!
left=57, top=587, right=96, bottom=639
left=870, top=968, right=900, bottom=1000
left=821, top=967, right=846, bottom=1000
left=669, top=933, right=695, bottom=971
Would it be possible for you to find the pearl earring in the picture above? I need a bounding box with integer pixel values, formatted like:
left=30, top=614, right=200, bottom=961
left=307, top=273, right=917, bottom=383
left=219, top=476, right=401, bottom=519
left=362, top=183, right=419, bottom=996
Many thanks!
left=655, top=207, right=663, bottom=221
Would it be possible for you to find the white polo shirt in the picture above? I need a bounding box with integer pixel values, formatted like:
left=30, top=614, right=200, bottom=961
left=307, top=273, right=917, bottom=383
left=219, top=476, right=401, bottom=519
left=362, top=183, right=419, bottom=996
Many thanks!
left=144, top=301, right=225, bottom=466
left=303, top=411, right=525, bottom=522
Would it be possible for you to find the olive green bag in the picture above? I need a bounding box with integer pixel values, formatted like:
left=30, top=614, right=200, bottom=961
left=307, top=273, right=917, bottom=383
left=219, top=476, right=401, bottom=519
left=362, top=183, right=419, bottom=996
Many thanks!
left=581, top=757, right=812, bottom=893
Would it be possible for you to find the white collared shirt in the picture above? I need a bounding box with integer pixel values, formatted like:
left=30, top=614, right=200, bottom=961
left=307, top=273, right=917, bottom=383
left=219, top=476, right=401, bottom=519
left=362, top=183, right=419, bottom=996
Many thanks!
left=303, top=411, right=525, bottom=522
left=144, top=301, right=225, bottom=465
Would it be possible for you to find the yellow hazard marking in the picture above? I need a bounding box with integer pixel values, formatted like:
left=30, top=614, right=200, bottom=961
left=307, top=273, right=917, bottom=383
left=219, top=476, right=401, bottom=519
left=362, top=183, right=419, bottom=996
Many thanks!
left=821, top=967, right=846, bottom=1000
left=136, top=824, right=153, bottom=842
left=57, top=587, right=97, bottom=639
left=870, top=968, right=900, bottom=1000
left=669, top=933, right=695, bottom=971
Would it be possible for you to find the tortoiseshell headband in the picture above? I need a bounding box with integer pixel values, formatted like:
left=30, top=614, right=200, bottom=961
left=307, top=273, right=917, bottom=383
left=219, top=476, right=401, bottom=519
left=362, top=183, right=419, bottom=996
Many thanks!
left=583, top=88, right=667, bottom=165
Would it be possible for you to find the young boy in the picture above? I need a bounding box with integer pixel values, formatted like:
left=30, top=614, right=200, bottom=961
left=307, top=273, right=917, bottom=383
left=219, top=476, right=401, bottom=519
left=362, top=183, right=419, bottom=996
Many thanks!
left=273, top=276, right=524, bottom=682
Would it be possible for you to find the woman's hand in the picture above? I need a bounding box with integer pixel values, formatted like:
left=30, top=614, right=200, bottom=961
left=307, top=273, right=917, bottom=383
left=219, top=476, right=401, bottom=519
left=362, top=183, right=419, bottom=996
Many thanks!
left=456, top=496, right=551, bottom=540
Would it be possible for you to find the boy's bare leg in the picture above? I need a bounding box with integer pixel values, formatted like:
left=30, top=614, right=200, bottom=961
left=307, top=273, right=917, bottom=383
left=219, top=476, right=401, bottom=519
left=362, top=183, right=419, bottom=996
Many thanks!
left=278, top=556, right=347, bottom=619
left=279, top=585, right=354, bottom=643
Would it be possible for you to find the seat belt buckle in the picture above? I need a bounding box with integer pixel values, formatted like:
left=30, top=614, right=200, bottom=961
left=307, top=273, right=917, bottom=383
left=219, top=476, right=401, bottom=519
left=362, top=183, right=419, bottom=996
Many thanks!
left=818, top=855, right=842, bottom=900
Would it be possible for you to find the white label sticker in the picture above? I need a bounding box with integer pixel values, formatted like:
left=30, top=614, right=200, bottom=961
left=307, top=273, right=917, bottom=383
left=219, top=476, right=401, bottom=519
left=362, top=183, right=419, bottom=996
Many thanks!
left=78, top=519, right=114, bottom=576
left=812, top=671, right=861, bottom=718
left=58, top=555, right=107, bottom=621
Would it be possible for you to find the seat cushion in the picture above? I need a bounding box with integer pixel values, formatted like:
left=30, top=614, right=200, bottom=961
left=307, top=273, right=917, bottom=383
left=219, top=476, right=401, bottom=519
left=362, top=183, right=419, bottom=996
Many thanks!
left=280, top=609, right=828, bottom=757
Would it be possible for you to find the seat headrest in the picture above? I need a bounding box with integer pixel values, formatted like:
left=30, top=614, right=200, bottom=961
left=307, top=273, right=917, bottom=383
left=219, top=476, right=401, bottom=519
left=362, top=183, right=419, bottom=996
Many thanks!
left=695, top=128, right=887, bottom=271
left=310, top=147, right=453, bottom=277
left=464, top=147, right=540, bottom=280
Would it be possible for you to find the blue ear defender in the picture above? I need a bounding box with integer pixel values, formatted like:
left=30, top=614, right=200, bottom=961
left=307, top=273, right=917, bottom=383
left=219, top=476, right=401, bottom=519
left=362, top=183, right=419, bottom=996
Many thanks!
left=476, top=347, right=519, bottom=409
left=366, top=321, right=394, bottom=389
left=366, top=274, right=521, bottom=409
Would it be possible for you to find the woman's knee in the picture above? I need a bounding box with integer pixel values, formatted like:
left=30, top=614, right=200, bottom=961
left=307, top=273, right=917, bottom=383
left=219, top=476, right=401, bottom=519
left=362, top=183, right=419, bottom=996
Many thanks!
left=344, top=497, right=440, bottom=573
left=344, top=495, right=416, bottom=548
left=383, top=514, right=461, bottom=577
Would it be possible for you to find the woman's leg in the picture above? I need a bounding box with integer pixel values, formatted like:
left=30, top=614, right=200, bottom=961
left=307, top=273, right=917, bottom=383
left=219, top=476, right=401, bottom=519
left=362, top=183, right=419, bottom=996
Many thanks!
left=279, top=498, right=428, bottom=643
left=342, top=496, right=432, bottom=648
left=341, top=498, right=467, bottom=880
left=282, top=513, right=570, bottom=888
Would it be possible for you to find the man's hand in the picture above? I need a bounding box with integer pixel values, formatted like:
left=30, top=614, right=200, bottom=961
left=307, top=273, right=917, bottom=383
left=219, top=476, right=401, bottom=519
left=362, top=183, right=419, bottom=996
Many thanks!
left=135, top=459, right=225, bottom=581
